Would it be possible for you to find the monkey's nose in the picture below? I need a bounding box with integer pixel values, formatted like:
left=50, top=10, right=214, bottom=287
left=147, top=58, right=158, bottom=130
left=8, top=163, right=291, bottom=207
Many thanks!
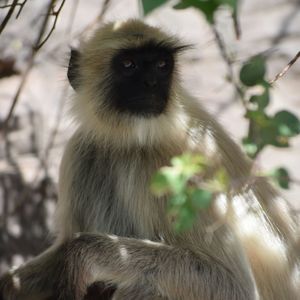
left=144, top=77, right=157, bottom=87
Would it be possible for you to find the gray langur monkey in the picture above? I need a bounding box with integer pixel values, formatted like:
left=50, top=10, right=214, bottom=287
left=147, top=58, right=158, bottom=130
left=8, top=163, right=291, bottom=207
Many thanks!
left=1, top=19, right=299, bottom=300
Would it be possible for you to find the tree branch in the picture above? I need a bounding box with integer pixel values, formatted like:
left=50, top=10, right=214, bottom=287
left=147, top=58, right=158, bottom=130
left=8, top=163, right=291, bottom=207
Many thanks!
left=35, top=0, right=66, bottom=50
left=0, top=0, right=19, bottom=34
left=270, top=51, right=300, bottom=84
left=212, top=25, right=247, bottom=108
left=1, top=0, right=56, bottom=133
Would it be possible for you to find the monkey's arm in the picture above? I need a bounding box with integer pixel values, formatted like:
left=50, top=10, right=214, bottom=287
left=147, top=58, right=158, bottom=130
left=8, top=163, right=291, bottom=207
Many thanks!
left=54, top=233, right=255, bottom=300
left=0, top=233, right=255, bottom=300
left=181, top=90, right=297, bottom=239
left=0, top=246, right=65, bottom=300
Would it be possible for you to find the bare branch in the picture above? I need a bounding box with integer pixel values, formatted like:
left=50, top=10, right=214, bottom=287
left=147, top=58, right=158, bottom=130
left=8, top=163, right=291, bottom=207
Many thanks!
left=0, top=0, right=18, bottom=34
left=0, top=3, right=17, bottom=9
left=1, top=0, right=28, bottom=18
left=232, top=11, right=241, bottom=40
left=42, top=0, right=111, bottom=59
left=16, top=0, right=27, bottom=18
left=34, top=84, right=68, bottom=181
left=212, top=26, right=247, bottom=108
left=269, top=51, right=300, bottom=84
left=36, top=0, right=66, bottom=50
left=1, top=0, right=56, bottom=133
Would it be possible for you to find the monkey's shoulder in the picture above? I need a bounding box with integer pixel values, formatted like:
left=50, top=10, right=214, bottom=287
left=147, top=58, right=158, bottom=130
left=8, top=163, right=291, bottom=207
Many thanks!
left=65, top=131, right=184, bottom=171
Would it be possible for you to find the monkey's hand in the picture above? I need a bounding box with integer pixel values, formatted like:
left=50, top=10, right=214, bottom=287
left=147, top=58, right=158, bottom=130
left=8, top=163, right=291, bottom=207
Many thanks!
left=0, top=246, right=66, bottom=300
left=0, top=267, right=48, bottom=300
left=0, top=266, right=56, bottom=300
left=0, top=270, right=18, bottom=300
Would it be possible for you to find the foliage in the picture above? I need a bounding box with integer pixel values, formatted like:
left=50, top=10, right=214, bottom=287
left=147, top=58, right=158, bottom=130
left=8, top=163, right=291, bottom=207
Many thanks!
left=239, top=55, right=300, bottom=188
left=141, top=0, right=237, bottom=23
left=151, top=153, right=228, bottom=231
left=144, top=0, right=300, bottom=230
left=141, top=0, right=168, bottom=15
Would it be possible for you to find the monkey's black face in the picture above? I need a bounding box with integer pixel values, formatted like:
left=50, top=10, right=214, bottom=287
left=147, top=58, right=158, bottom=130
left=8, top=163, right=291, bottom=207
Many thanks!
left=109, top=42, right=175, bottom=117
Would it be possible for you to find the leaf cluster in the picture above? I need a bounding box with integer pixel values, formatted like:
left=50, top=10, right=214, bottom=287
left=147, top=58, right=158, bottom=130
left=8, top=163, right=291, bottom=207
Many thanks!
left=240, top=56, right=300, bottom=188
left=141, top=0, right=237, bottom=23
left=151, top=153, right=228, bottom=231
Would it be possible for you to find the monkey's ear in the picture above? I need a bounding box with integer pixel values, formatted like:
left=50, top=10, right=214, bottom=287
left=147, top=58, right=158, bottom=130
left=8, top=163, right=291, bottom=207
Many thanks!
left=67, top=48, right=81, bottom=90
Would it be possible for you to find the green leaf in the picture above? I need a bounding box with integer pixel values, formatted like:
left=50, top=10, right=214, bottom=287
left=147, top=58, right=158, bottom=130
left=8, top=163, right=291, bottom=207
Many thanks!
left=218, top=0, right=237, bottom=10
left=270, top=167, right=291, bottom=189
left=171, top=153, right=204, bottom=177
left=141, top=0, right=168, bottom=15
left=174, top=206, right=196, bottom=232
left=191, top=189, right=212, bottom=209
left=249, top=89, right=270, bottom=110
left=169, top=193, right=187, bottom=206
left=245, top=110, right=270, bottom=127
left=151, top=172, right=170, bottom=196
left=174, top=0, right=219, bottom=23
left=161, top=167, right=186, bottom=194
left=273, top=110, right=300, bottom=137
left=240, top=55, right=266, bottom=87
left=242, top=138, right=259, bottom=158
left=270, top=137, right=289, bottom=148
left=214, top=168, right=229, bottom=189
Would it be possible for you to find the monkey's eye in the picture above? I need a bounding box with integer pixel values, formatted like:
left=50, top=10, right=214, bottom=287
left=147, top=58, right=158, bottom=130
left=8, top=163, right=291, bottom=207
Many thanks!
left=122, top=59, right=136, bottom=69
left=156, top=60, right=167, bottom=69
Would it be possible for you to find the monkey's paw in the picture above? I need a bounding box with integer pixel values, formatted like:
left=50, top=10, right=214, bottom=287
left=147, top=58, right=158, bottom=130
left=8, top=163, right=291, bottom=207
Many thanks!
left=0, top=270, right=21, bottom=300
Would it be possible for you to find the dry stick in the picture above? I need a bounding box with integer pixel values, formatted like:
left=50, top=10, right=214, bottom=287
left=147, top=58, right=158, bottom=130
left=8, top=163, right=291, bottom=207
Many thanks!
left=39, top=0, right=111, bottom=176
left=232, top=10, right=241, bottom=40
left=212, top=26, right=247, bottom=109
left=35, top=85, right=68, bottom=181
left=38, top=0, right=110, bottom=175
left=15, top=0, right=27, bottom=18
left=42, top=0, right=112, bottom=59
left=0, top=0, right=26, bottom=10
left=1, top=0, right=56, bottom=133
left=34, top=0, right=79, bottom=181
left=36, top=0, right=66, bottom=50
left=0, top=0, right=28, bottom=19
left=269, top=51, right=300, bottom=84
left=0, top=0, right=19, bottom=34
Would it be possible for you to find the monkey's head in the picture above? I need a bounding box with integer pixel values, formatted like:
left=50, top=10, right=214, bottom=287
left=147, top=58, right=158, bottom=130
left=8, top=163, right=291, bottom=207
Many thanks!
left=68, top=20, right=189, bottom=144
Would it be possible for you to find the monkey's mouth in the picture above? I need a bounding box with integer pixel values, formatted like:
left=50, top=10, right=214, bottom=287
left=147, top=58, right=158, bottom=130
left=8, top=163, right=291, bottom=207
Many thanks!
left=123, top=96, right=168, bottom=117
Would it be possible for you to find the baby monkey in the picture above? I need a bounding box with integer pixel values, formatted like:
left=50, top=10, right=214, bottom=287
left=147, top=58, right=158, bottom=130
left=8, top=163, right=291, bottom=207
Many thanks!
left=1, top=19, right=299, bottom=300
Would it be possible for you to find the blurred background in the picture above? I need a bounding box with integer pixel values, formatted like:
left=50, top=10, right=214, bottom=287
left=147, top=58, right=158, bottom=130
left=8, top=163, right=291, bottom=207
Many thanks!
left=0, top=0, right=300, bottom=275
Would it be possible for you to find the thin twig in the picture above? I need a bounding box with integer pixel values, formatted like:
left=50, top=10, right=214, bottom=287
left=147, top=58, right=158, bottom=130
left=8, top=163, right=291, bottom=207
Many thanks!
left=42, top=0, right=111, bottom=59
left=34, top=0, right=79, bottom=181
left=269, top=51, right=300, bottom=84
left=0, top=0, right=18, bottom=34
left=232, top=11, right=241, bottom=40
left=16, top=0, right=27, bottom=18
left=1, top=0, right=56, bottom=133
left=212, top=26, right=247, bottom=108
left=0, top=2, right=19, bottom=9
left=1, top=0, right=28, bottom=18
left=34, top=85, right=68, bottom=181
left=35, top=0, right=66, bottom=50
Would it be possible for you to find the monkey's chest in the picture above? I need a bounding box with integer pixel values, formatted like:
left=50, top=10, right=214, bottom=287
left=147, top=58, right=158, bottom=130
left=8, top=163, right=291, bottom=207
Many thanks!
left=72, top=146, right=178, bottom=240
